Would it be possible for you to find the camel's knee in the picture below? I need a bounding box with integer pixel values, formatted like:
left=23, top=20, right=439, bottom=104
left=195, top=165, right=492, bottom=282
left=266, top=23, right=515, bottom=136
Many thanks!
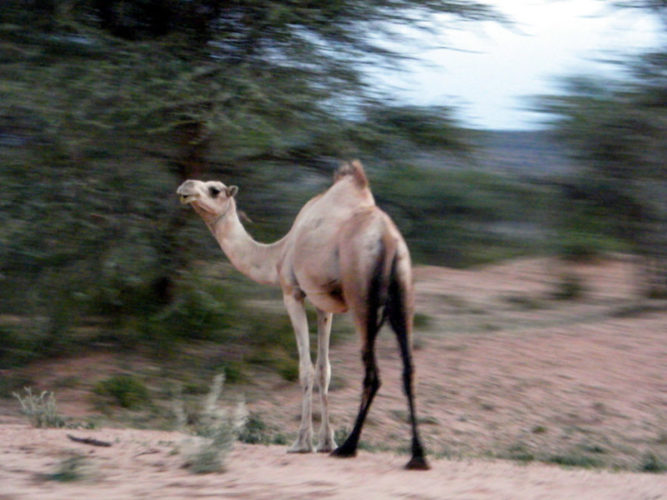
left=361, top=368, right=381, bottom=404
left=361, top=351, right=380, bottom=392
left=299, top=361, right=315, bottom=390
left=365, top=374, right=381, bottom=398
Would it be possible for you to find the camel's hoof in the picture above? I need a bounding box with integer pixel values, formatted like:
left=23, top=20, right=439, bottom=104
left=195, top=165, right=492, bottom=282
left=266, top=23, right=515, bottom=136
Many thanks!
left=316, top=439, right=337, bottom=453
left=330, top=447, right=357, bottom=459
left=287, top=448, right=313, bottom=454
left=405, top=456, right=431, bottom=470
left=287, top=442, right=313, bottom=454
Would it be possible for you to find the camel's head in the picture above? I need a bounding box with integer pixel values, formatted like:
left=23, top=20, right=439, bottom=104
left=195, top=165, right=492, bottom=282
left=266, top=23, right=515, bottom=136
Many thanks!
left=177, top=179, right=238, bottom=219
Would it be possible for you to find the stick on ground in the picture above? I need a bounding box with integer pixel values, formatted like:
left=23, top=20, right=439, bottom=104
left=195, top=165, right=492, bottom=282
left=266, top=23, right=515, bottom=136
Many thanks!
left=67, top=434, right=112, bottom=447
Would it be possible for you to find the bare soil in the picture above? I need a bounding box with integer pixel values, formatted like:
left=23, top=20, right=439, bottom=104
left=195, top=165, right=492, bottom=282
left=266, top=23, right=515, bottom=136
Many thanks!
left=1, top=256, right=666, bottom=499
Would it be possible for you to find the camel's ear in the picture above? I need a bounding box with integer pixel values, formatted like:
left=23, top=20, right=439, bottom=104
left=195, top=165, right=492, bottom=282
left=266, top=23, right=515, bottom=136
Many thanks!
left=226, top=185, right=238, bottom=198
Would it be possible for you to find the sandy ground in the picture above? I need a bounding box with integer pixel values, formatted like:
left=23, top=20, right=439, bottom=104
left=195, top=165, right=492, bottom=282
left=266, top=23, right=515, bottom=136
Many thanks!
left=1, top=256, right=666, bottom=498
left=1, top=425, right=666, bottom=500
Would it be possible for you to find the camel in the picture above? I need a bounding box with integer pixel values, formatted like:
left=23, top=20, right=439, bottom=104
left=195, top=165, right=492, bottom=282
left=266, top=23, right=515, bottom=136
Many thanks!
left=176, top=160, right=429, bottom=470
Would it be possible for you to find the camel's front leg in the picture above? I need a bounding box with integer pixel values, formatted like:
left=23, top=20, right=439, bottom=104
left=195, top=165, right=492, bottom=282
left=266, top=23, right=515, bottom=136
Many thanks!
left=283, top=292, right=314, bottom=453
left=315, top=308, right=336, bottom=452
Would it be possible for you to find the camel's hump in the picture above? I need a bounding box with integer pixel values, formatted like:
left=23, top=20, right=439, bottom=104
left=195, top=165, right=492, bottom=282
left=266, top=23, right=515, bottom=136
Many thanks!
left=334, top=159, right=368, bottom=188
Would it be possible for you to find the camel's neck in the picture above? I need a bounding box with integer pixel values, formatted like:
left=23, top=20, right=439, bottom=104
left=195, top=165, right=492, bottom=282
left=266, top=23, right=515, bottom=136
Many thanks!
left=205, top=202, right=283, bottom=287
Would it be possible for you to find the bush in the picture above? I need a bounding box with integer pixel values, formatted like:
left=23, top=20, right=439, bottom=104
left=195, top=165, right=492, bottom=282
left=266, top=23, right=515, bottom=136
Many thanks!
left=547, top=453, right=603, bottom=468
left=14, top=387, right=66, bottom=428
left=552, top=273, right=585, bottom=301
left=175, top=374, right=247, bottom=473
left=93, top=375, right=150, bottom=409
left=373, top=164, right=554, bottom=267
left=238, top=413, right=272, bottom=445
left=42, top=455, right=91, bottom=482
left=640, top=452, right=667, bottom=473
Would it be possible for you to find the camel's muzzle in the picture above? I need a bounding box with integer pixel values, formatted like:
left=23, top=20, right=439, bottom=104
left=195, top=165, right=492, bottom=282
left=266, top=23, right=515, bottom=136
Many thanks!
left=179, top=194, right=197, bottom=204
left=177, top=183, right=199, bottom=204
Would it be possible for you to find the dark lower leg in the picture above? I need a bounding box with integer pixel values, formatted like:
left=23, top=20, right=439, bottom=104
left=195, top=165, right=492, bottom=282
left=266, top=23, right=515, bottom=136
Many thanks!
left=396, top=333, right=430, bottom=470
left=331, top=349, right=380, bottom=457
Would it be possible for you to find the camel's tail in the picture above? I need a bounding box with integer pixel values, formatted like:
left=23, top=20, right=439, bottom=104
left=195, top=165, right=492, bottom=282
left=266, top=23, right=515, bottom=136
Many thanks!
left=372, top=241, right=430, bottom=470
left=334, top=213, right=428, bottom=469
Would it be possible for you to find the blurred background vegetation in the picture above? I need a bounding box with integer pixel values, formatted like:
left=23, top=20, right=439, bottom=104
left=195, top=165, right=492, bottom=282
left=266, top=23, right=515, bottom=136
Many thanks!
left=0, top=0, right=665, bottom=379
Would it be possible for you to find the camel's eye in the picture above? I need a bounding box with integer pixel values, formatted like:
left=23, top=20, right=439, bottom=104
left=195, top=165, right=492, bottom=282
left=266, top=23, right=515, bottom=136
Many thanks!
left=209, top=186, right=221, bottom=198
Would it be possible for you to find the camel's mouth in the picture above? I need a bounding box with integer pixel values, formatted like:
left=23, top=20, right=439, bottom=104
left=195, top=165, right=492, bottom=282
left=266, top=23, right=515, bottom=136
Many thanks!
left=178, top=193, right=198, bottom=205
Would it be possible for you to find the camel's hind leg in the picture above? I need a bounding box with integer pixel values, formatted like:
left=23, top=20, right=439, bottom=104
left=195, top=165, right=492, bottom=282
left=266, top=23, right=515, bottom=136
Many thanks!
left=387, top=260, right=430, bottom=470
left=330, top=305, right=381, bottom=458
left=315, top=308, right=336, bottom=452
left=330, top=252, right=384, bottom=458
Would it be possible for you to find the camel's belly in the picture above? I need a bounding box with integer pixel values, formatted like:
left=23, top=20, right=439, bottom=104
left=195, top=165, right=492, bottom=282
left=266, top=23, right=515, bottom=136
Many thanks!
left=304, top=288, right=348, bottom=314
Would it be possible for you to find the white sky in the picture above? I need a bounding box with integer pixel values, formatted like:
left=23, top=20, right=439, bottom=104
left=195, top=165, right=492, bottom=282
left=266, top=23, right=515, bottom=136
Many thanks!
left=375, top=0, right=664, bottom=130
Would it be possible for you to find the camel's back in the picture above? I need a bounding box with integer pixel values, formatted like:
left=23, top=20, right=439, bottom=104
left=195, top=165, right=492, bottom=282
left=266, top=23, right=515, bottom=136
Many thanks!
left=289, top=162, right=375, bottom=245
left=280, top=162, right=397, bottom=301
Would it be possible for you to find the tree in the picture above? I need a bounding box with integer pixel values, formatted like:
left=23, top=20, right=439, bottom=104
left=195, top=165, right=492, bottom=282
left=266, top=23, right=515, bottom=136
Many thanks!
left=0, top=0, right=500, bottom=358
left=539, top=49, right=667, bottom=295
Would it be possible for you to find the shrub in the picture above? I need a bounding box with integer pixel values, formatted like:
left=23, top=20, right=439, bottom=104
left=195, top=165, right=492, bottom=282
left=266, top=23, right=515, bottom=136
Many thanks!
left=13, top=387, right=66, bottom=428
left=175, top=374, right=247, bottom=474
left=552, top=273, right=585, bottom=301
left=93, top=375, right=150, bottom=409
left=238, top=413, right=287, bottom=445
left=640, top=452, right=667, bottom=473
left=547, top=453, right=602, bottom=468
left=43, top=454, right=90, bottom=482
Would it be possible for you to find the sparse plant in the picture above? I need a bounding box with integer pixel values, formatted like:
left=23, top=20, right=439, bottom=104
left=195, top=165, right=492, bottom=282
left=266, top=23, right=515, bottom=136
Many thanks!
left=93, top=374, right=150, bottom=409
left=413, top=313, right=432, bottom=329
left=176, top=373, right=247, bottom=474
left=238, top=413, right=272, bottom=445
left=552, top=273, right=585, bottom=301
left=237, top=412, right=289, bottom=445
left=640, top=452, right=667, bottom=473
left=42, top=454, right=90, bottom=482
left=501, top=442, right=535, bottom=463
left=547, top=453, right=602, bottom=468
left=13, top=387, right=66, bottom=428
left=334, top=426, right=350, bottom=446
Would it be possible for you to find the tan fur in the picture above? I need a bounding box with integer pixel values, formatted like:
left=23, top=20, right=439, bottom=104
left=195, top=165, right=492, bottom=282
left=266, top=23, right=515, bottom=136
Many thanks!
left=333, top=159, right=368, bottom=188
left=177, top=160, right=428, bottom=469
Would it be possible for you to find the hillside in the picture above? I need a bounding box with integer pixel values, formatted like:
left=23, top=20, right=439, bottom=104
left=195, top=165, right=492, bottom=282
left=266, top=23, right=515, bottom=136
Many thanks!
left=1, top=256, right=666, bottom=498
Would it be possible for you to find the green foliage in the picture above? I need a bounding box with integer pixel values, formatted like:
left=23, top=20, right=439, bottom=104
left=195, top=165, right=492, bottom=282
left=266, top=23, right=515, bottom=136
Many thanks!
left=13, top=387, right=67, bottom=428
left=0, top=373, right=33, bottom=399
left=238, top=413, right=271, bottom=445
left=0, top=0, right=501, bottom=369
left=539, top=47, right=667, bottom=294
left=242, top=308, right=303, bottom=381
left=640, top=452, right=667, bottom=473
left=0, top=325, right=40, bottom=369
left=374, top=163, right=554, bottom=266
left=551, top=274, right=586, bottom=301
left=412, top=312, right=432, bottom=329
left=42, top=455, right=90, bottom=483
left=547, top=453, right=603, bottom=469
left=238, top=412, right=287, bottom=445
left=133, top=275, right=240, bottom=355
left=502, top=442, right=536, bottom=463
left=93, top=375, right=150, bottom=409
